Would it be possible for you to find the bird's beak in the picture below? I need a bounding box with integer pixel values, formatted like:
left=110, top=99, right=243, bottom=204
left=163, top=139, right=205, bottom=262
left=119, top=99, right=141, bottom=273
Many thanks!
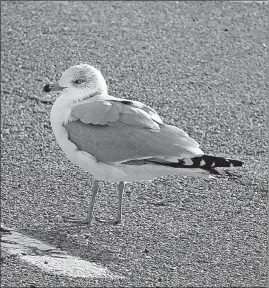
left=43, top=83, right=66, bottom=93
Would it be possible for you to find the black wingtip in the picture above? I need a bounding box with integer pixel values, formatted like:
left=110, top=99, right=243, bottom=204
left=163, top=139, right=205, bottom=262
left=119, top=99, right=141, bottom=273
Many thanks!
left=43, top=84, right=51, bottom=92
left=228, top=159, right=244, bottom=167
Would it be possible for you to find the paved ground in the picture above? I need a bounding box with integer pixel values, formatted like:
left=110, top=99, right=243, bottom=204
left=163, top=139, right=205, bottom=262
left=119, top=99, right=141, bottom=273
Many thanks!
left=1, top=1, right=268, bottom=287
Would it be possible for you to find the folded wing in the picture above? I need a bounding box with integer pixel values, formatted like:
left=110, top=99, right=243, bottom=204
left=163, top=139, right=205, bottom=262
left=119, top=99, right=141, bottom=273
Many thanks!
left=65, top=99, right=203, bottom=163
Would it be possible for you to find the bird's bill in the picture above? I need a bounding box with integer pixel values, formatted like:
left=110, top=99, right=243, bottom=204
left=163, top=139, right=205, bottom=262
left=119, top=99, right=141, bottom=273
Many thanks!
left=43, top=83, right=66, bottom=93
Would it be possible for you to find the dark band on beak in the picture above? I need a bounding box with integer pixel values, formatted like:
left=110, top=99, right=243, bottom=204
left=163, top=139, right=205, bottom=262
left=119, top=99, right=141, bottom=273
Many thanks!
left=43, top=84, right=51, bottom=92
left=43, top=83, right=66, bottom=93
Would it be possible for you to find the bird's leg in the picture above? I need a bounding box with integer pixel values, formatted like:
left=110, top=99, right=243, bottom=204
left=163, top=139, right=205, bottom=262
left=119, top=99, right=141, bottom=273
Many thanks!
left=95, top=181, right=124, bottom=225
left=115, top=181, right=124, bottom=223
left=63, top=180, right=99, bottom=225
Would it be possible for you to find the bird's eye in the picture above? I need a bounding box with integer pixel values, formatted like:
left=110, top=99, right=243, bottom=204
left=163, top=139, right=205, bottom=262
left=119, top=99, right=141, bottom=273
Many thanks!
left=74, top=79, right=85, bottom=84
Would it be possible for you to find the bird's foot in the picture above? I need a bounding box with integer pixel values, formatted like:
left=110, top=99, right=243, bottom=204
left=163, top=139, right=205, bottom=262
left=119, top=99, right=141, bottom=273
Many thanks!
left=62, top=216, right=92, bottom=225
left=95, top=217, right=121, bottom=225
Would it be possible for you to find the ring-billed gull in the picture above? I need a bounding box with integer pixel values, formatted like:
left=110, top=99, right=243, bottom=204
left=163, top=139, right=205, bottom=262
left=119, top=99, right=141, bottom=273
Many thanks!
left=43, top=64, right=243, bottom=225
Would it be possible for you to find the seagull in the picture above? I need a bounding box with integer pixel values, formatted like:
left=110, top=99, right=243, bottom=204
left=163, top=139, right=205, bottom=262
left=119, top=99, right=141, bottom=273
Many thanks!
left=43, top=64, right=243, bottom=225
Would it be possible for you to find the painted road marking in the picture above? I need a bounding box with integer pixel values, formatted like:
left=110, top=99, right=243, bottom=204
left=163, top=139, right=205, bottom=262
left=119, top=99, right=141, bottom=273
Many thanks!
left=1, top=226, right=123, bottom=279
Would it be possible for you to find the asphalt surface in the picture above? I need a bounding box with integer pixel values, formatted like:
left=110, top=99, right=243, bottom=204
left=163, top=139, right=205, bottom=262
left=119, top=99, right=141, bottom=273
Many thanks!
left=1, top=1, right=268, bottom=287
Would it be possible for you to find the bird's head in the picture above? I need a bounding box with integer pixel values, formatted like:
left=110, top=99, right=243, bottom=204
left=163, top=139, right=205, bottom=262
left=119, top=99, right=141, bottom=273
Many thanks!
left=43, top=64, right=108, bottom=101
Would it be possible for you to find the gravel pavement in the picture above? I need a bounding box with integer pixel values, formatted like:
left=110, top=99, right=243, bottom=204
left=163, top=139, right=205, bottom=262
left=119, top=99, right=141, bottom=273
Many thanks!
left=1, top=1, right=268, bottom=287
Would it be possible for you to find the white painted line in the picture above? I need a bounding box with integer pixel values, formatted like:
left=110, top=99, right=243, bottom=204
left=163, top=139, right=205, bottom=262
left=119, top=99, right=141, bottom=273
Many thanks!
left=1, top=226, right=123, bottom=279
